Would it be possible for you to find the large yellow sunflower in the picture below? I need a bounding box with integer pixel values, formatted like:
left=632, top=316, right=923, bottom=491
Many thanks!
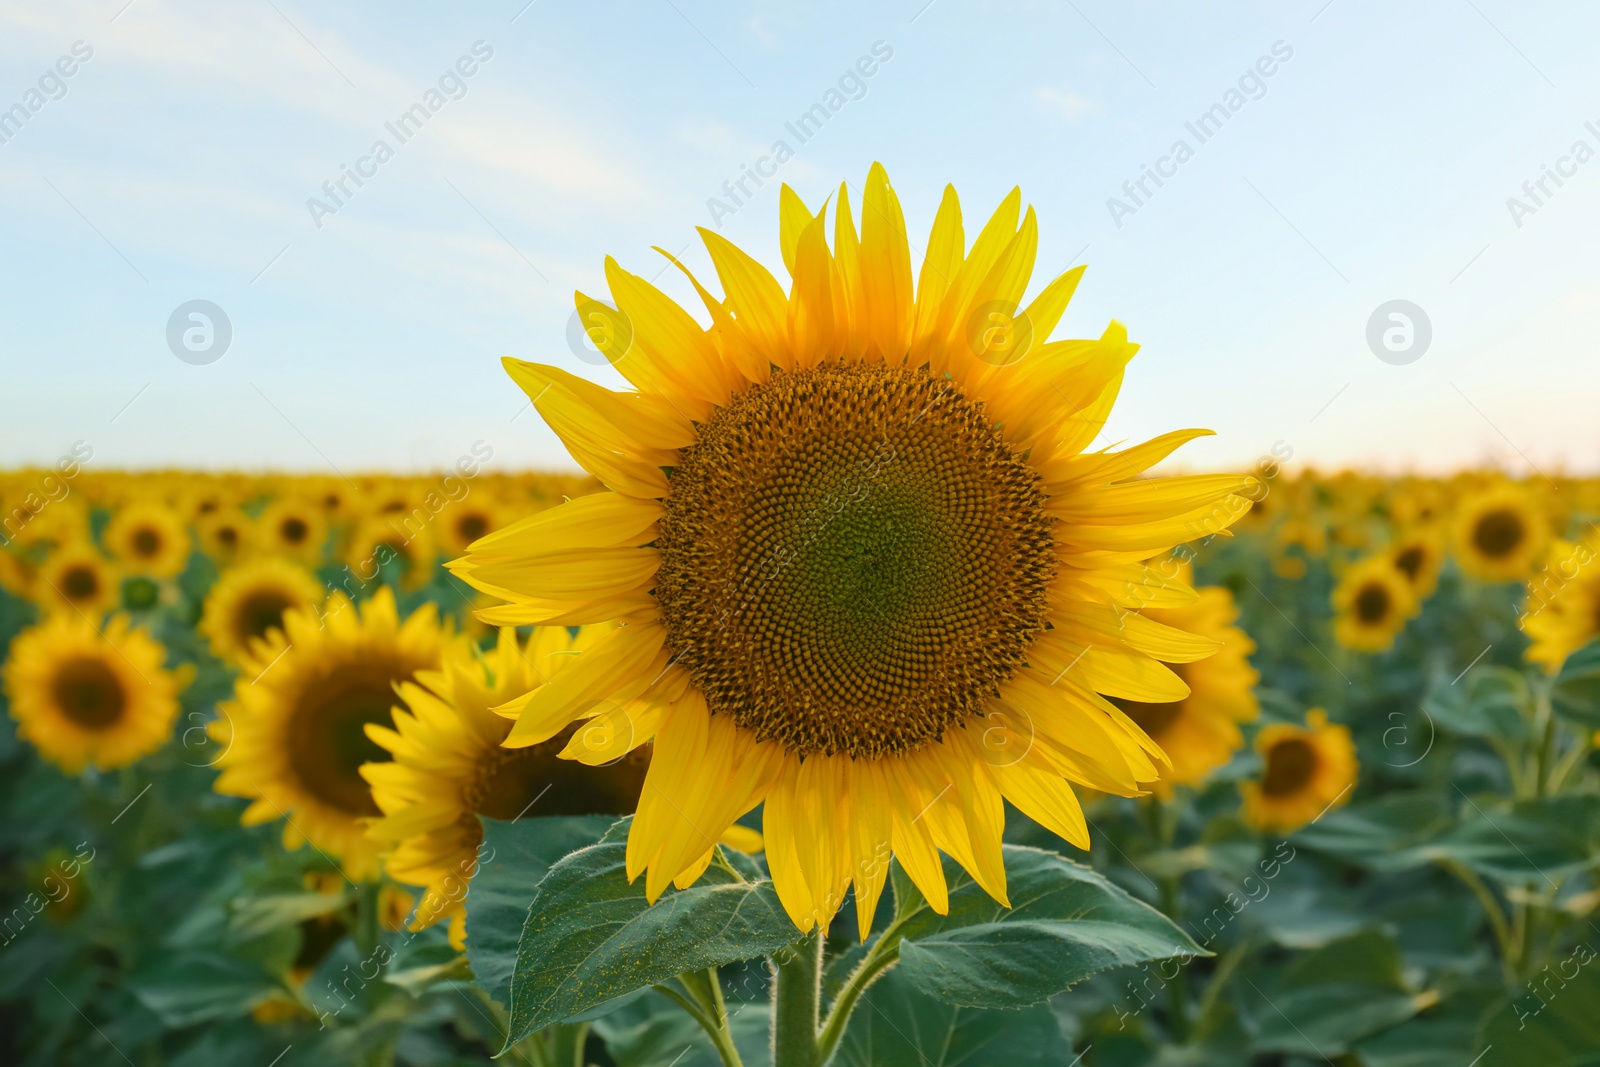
left=450, top=166, right=1256, bottom=935
left=1332, top=554, right=1418, bottom=652
left=36, top=542, right=121, bottom=619
left=209, top=587, right=446, bottom=880
left=103, top=502, right=191, bottom=578
left=199, top=558, right=327, bottom=667
left=364, top=624, right=645, bottom=945
left=3, top=613, right=188, bottom=773
left=1108, top=560, right=1258, bottom=794
left=1522, top=533, right=1600, bottom=673
left=1240, top=710, right=1356, bottom=833
left=1451, top=483, right=1549, bottom=582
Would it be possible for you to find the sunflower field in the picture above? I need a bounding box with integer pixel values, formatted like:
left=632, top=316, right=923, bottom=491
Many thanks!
left=6, top=174, right=1600, bottom=1067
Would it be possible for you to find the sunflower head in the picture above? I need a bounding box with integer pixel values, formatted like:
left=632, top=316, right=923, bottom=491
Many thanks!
left=209, top=586, right=447, bottom=880
left=345, top=515, right=436, bottom=591
left=1522, top=534, right=1600, bottom=673
left=1240, top=709, right=1356, bottom=833
left=104, top=502, right=191, bottom=578
left=1452, top=483, right=1550, bottom=582
left=364, top=624, right=657, bottom=942
left=452, top=165, right=1257, bottom=934
left=38, top=543, right=120, bottom=619
left=1388, top=525, right=1445, bottom=599
left=3, top=613, right=188, bottom=773
left=199, top=558, right=327, bottom=667
left=258, top=497, right=327, bottom=564
left=1332, top=555, right=1418, bottom=653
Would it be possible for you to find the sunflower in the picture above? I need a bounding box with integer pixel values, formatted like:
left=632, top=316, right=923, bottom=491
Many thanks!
left=195, top=508, right=255, bottom=565
left=438, top=497, right=508, bottom=556
left=1388, top=525, right=1445, bottom=600
left=103, top=502, right=191, bottom=578
left=1522, top=534, right=1600, bottom=673
left=1331, top=554, right=1418, bottom=652
left=36, top=543, right=121, bottom=619
left=364, top=625, right=646, bottom=945
left=449, top=166, right=1256, bottom=934
left=345, top=515, right=436, bottom=591
left=1240, top=709, right=1356, bottom=833
left=209, top=587, right=446, bottom=880
left=259, top=497, right=327, bottom=565
left=199, top=558, right=327, bottom=667
left=1452, top=483, right=1549, bottom=582
left=1108, top=560, right=1258, bottom=794
left=3, top=613, right=188, bottom=773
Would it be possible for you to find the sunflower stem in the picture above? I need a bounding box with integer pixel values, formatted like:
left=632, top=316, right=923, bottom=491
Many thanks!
left=771, top=932, right=822, bottom=1067
left=815, top=909, right=917, bottom=1065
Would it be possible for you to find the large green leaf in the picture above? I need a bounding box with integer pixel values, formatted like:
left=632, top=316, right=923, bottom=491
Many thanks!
left=127, top=951, right=275, bottom=1027
left=1419, top=794, right=1600, bottom=883
left=1553, top=639, right=1600, bottom=726
left=1291, top=792, right=1452, bottom=871
left=503, top=837, right=799, bottom=1047
left=833, top=967, right=1066, bottom=1066
left=1421, top=666, right=1527, bottom=740
left=1248, top=930, right=1429, bottom=1056
left=464, top=814, right=618, bottom=1006
left=893, top=846, right=1203, bottom=1009
left=1476, top=953, right=1600, bottom=1065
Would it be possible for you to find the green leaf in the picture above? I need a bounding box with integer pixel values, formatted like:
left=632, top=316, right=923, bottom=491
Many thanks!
left=1419, top=795, right=1600, bottom=883
left=1475, top=947, right=1600, bottom=1065
left=893, top=846, right=1203, bottom=1009
left=591, top=991, right=772, bottom=1067
left=1249, top=930, right=1428, bottom=1056
left=1422, top=666, right=1527, bottom=740
left=464, top=814, right=618, bottom=1006
left=1248, top=982, right=1431, bottom=1057
left=1291, top=792, right=1452, bottom=871
left=503, top=837, right=799, bottom=1047
left=1553, top=638, right=1600, bottom=726
left=833, top=967, right=1066, bottom=1066
left=128, top=951, right=275, bottom=1027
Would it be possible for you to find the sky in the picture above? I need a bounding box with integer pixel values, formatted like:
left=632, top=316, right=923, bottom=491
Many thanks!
left=2, top=0, right=1599, bottom=480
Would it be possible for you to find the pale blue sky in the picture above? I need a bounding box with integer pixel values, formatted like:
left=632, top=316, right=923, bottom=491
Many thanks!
left=3, top=0, right=1599, bottom=478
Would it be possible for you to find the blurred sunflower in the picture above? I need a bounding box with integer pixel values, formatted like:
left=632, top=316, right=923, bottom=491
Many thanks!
left=438, top=497, right=507, bottom=556
left=104, top=502, right=191, bottom=578
left=364, top=625, right=647, bottom=946
left=209, top=587, right=446, bottom=880
left=450, top=165, right=1256, bottom=934
left=37, top=543, right=120, bottom=619
left=1388, top=526, right=1445, bottom=600
left=195, top=507, right=255, bottom=566
left=1240, top=710, right=1356, bottom=833
left=1522, top=533, right=1600, bottom=673
left=259, top=497, right=326, bottom=565
left=1332, top=554, right=1418, bottom=652
left=3, top=613, right=189, bottom=773
left=200, top=558, right=326, bottom=667
left=1108, top=559, right=1259, bottom=794
left=345, top=515, right=436, bottom=590
left=1452, top=483, right=1549, bottom=582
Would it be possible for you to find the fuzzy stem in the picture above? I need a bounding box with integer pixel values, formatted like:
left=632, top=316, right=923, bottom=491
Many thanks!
left=771, top=933, right=822, bottom=1067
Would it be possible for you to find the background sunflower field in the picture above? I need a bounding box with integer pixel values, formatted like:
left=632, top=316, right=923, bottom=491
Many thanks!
left=3, top=465, right=1600, bottom=1065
